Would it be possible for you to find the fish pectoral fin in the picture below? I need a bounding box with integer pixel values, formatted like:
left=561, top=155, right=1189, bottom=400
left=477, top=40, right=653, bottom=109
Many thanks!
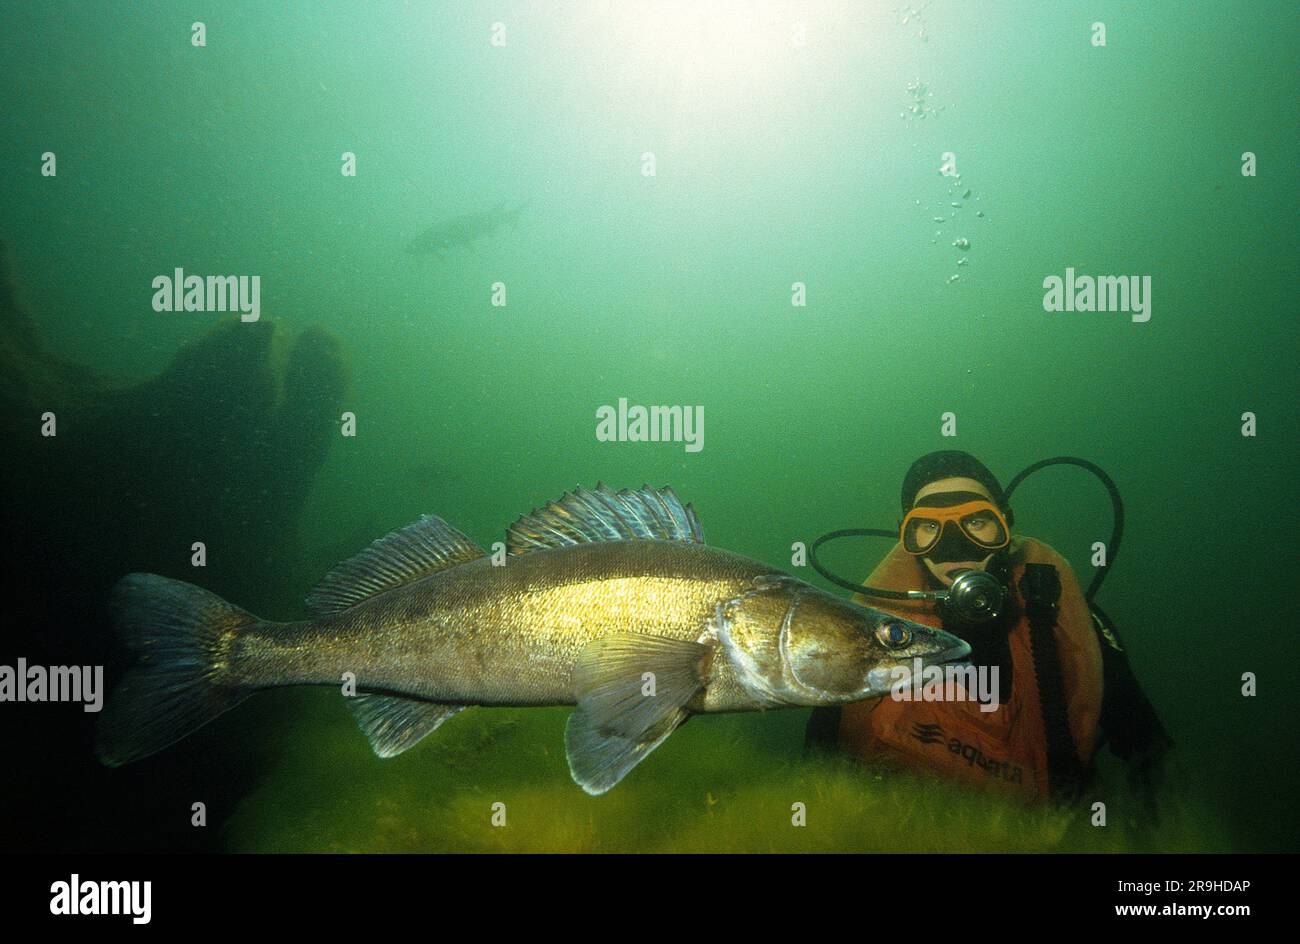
left=564, top=633, right=710, bottom=794
left=573, top=633, right=710, bottom=739
left=347, top=693, right=465, bottom=759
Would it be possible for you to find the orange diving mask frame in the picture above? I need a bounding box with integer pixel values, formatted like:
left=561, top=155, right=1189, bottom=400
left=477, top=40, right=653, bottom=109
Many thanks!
left=900, top=500, right=1011, bottom=556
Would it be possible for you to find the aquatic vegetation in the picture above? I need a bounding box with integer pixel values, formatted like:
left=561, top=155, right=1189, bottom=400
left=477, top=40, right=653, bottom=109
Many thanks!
left=225, top=696, right=1227, bottom=854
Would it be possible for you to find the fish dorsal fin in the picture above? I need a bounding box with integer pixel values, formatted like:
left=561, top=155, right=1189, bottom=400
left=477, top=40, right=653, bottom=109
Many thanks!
left=507, top=484, right=704, bottom=555
left=307, top=516, right=485, bottom=615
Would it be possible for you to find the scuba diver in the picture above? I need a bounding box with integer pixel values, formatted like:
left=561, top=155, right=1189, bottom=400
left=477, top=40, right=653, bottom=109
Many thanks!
left=806, top=450, right=1171, bottom=805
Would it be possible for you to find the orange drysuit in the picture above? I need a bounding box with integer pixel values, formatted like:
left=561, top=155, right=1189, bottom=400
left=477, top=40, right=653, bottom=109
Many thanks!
left=835, top=538, right=1103, bottom=801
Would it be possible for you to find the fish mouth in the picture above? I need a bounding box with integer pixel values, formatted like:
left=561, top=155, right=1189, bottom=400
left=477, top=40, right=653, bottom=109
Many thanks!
left=909, top=625, right=971, bottom=666
left=863, top=638, right=971, bottom=696
left=935, top=638, right=972, bottom=664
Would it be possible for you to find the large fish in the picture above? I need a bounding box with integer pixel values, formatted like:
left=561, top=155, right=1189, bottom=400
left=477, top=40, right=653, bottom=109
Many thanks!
left=405, top=198, right=530, bottom=256
left=97, top=485, right=970, bottom=794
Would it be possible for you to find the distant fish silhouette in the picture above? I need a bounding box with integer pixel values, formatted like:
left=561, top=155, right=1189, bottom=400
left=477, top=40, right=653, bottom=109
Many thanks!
left=406, top=199, right=531, bottom=256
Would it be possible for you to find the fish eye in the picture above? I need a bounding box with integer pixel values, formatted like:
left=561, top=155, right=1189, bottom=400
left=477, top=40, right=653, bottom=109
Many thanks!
left=875, top=621, right=912, bottom=649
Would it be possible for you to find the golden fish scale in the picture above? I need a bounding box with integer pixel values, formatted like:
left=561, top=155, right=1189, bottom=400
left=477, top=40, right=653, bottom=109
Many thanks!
left=234, top=539, right=780, bottom=707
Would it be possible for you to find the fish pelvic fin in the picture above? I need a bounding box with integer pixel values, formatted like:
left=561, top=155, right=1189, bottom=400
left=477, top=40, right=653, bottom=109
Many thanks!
left=308, top=515, right=485, bottom=616
left=96, top=574, right=257, bottom=767
left=566, top=707, right=689, bottom=797
left=564, top=633, right=710, bottom=795
left=507, top=483, right=704, bottom=555
left=348, top=693, right=465, bottom=758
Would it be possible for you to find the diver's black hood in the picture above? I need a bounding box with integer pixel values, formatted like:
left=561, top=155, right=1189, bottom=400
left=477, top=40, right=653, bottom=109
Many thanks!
left=901, top=450, right=1013, bottom=525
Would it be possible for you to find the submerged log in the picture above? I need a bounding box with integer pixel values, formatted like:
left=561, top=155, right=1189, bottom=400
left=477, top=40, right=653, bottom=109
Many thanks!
left=1, top=239, right=346, bottom=608
left=0, top=239, right=347, bottom=850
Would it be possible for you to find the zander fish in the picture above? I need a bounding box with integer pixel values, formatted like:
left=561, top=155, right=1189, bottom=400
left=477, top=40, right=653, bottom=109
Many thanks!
left=405, top=198, right=530, bottom=256
left=97, top=485, right=969, bottom=793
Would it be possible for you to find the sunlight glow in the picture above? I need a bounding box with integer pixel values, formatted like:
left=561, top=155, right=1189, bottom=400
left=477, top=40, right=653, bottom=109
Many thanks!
left=597, top=0, right=805, bottom=92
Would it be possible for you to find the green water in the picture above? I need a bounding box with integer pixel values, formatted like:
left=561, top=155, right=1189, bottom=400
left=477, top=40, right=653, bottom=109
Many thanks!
left=2, top=1, right=1296, bottom=852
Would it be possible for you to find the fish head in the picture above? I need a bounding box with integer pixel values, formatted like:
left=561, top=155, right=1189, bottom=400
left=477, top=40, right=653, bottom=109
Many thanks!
left=717, top=575, right=970, bottom=707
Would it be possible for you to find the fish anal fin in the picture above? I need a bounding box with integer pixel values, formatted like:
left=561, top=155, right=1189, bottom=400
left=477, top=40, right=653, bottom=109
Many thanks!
left=347, top=693, right=465, bottom=759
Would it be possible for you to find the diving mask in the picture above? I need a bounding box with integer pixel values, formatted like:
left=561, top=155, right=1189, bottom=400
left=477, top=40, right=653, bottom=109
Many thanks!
left=901, top=500, right=1010, bottom=556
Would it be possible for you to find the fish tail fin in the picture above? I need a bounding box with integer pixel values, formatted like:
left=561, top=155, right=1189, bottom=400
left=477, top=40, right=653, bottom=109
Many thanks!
left=96, top=574, right=258, bottom=767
